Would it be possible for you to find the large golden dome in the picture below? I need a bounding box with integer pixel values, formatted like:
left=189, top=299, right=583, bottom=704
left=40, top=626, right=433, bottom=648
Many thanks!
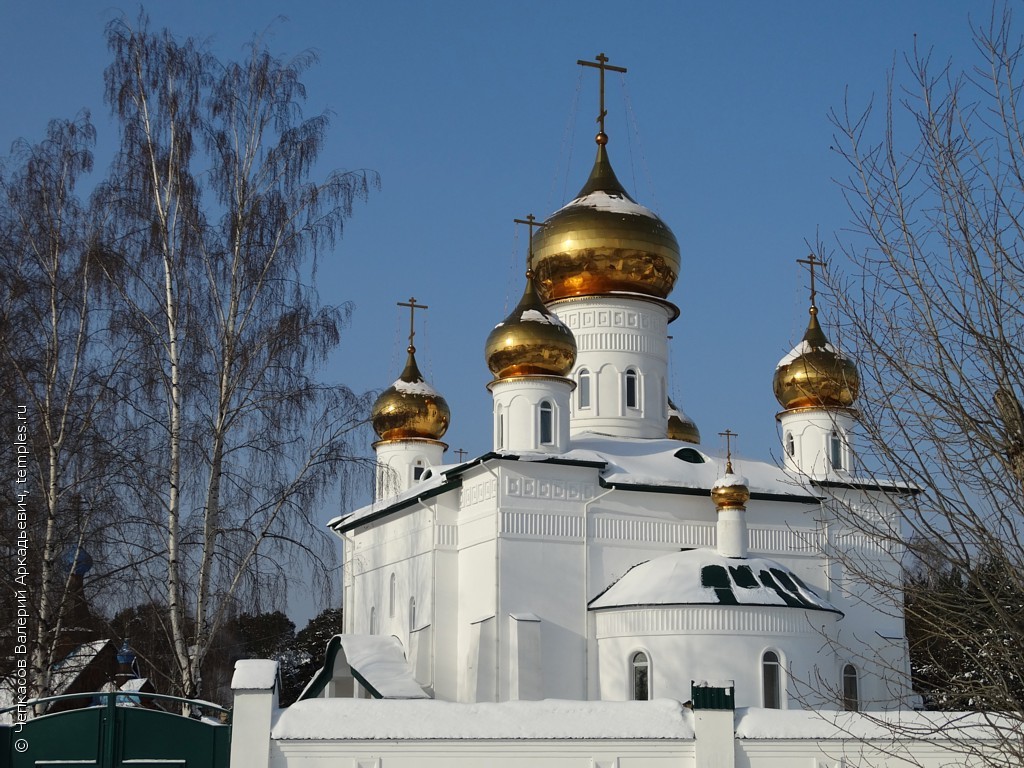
left=486, top=271, right=577, bottom=379
left=371, top=347, right=450, bottom=441
left=529, top=141, right=680, bottom=302
left=773, top=307, right=859, bottom=410
left=667, top=398, right=701, bottom=444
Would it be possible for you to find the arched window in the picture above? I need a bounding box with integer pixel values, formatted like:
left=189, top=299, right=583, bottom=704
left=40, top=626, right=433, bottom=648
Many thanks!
left=496, top=405, right=505, bottom=449
left=762, top=651, right=782, bottom=708
left=539, top=401, right=554, bottom=445
left=578, top=369, right=591, bottom=409
left=625, top=369, right=639, bottom=409
left=785, top=431, right=795, bottom=457
left=413, top=459, right=426, bottom=481
left=369, top=606, right=377, bottom=635
left=389, top=573, right=397, bottom=618
left=409, top=596, right=417, bottom=630
left=631, top=651, right=650, bottom=700
left=830, top=430, right=843, bottom=470
left=843, top=664, right=859, bottom=711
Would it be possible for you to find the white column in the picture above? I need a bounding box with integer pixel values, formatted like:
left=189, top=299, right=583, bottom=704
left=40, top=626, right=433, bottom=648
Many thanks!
left=374, top=438, right=446, bottom=498
left=778, top=407, right=857, bottom=480
left=489, top=376, right=573, bottom=454
left=229, top=660, right=278, bottom=768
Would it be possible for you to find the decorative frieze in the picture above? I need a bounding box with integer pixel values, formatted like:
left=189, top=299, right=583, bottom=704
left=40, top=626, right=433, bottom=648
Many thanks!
left=505, top=476, right=595, bottom=502
left=748, top=527, right=824, bottom=554
left=435, top=524, right=458, bottom=549
left=501, top=510, right=584, bottom=539
left=595, top=606, right=821, bottom=638
left=591, top=517, right=714, bottom=548
left=461, top=479, right=497, bottom=508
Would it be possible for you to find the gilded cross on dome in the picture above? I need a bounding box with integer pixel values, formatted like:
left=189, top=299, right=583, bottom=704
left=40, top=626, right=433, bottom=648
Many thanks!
left=514, top=214, right=543, bottom=260
left=718, top=429, right=738, bottom=474
left=577, top=53, right=627, bottom=142
left=397, top=297, right=428, bottom=352
left=796, top=253, right=827, bottom=310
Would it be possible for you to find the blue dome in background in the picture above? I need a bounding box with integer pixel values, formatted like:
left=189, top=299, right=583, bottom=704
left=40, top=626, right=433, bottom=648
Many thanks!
left=59, top=546, right=93, bottom=576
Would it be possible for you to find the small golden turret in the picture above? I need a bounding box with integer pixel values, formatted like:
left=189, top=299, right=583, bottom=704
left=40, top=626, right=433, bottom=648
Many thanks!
left=485, top=270, right=577, bottom=379
left=667, top=398, right=701, bottom=444
left=773, top=306, right=860, bottom=411
left=710, top=429, right=750, bottom=510
left=371, top=346, right=450, bottom=441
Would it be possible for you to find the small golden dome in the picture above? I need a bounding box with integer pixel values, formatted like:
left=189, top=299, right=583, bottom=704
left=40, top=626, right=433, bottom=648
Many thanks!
left=667, top=398, right=700, bottom=444
left=485, top=271, right=577, bottom=379
left=371, top=347, right=450, bottom=441
left=710, top=463, right=750, bottom=510
left=530, top=144, right=680, bottom=302
left=773, top=307, right=860, bottom=411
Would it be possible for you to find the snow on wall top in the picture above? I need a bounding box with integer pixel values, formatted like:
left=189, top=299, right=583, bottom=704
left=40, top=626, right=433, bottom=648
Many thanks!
left=588, top=549, right=840, bottom=614
left=48, top=639, right=112, bottom=696
left=735, top=707, right=1011, bottom=740
left=232, top=659, right=279, bottom=690
left=272, top=698, right=693, bottom=740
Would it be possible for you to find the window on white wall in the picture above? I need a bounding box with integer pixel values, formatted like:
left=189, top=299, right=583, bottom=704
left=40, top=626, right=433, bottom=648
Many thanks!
left=631, top=651, right=650, bottom=700
left=625, top=369, right=639, bottom=409
left=413, top=459, right=426, bottom=481
left=843, top=664, right=859, bottom=711
left=370, top=606, right=377, bottom=634
left=539, top=401, right=554, bottom=445
left=785, top=431, right=795, bottom=457
left=578, top=369, right=591, bottom=408
left=496, top=405, right=505, bottom=449
left=409, top=596, right=417, bottom=630
left=762, top=651, right=782, bottom=708
left=830, top=430, right=843, bottom=470
left=389, top=573, right=397, bottom=618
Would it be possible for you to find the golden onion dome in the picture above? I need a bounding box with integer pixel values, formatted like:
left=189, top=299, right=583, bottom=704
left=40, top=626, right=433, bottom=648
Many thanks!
left=773, top=306, right=860, bottom=411
left=371, top=347, right=450, bottom=441
left=710, top=462, right=751, bottom=511
left=485, top=271, right=577, bottom=379
left=667, top=398, right=701, bottom=444
left=529, top=140, right=680, bottom=303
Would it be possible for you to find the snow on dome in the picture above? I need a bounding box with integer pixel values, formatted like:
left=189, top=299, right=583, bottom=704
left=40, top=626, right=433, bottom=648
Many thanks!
left=712, top=472, right=749, bottom=489
left=272, top=698, right=693, bottom=740
left=519, top=308, right=562, bottom=326
left=393, top=378, right=440, bottom=397
left=775, top=338, right=843, bottom=370
left=588, top=549, right=840, bottom=614
left=559, top=190, right=659, bottom=219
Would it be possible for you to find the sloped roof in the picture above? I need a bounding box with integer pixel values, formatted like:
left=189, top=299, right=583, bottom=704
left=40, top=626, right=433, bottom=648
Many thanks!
left=588, top=549, right=841, bottom=615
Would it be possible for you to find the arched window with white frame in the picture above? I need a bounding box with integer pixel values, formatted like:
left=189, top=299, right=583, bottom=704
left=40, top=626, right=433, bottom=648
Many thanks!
left=539, top=400, right=554, bottom=445
left=630, top=651, right=651, bottom=700
left=496, top=404, right=505, bottom=449
left=578, top=369, right=591, bottom=409
left=830, top=430, right=843, bottom=470
left=369, top=606, right=377, bottom=634
left=624, top=368, right=639, bottom=409
left=413, top=458, right=426, bottom=481
left=409, top=596, right=417, bottom=631
left=389, top=573, right=397, bottom=618
left=785, top=431, right=795, bottom=457
left=843, top=664, right=859, bottom=711
left=762, top=650, right=782, bottom=708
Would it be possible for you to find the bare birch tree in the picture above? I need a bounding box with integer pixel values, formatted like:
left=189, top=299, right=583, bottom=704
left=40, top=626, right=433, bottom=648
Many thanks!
left=97, top=15, right=377, bottom=701
left=825, top=4, right=1024, bottom=762
left=0, top=115, right=129, bottom=699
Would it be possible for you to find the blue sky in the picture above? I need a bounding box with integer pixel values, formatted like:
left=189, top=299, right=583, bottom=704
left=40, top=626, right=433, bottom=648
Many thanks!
left=1, top=1, right=995, bottom=617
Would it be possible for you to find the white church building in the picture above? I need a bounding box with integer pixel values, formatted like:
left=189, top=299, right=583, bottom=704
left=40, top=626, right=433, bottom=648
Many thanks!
left=228, top=55, right=1007, bottom=768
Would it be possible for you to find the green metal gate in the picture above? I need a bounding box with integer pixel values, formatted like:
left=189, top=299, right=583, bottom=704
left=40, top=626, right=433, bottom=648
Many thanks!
left=0, top=691, right=231, bottom=767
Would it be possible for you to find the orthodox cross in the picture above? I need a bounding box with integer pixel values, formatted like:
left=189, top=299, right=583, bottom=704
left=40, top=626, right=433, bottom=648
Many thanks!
left=796, top=253, right=826, bottom=309
left=454, top=448, right=468, bottom=462
left=577, top=53, right=627, bottom=138
left=397, top=297, right=427, bottom=351
left=514, top=214, right=543, bottom=257
left=718, top=429, right=738, bottom=473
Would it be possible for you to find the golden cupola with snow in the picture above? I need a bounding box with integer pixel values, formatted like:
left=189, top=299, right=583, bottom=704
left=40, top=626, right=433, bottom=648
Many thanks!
left=486, top=266, right=577, bottom=453
left=773, top=256, right=860, bottom=478
left=530, top=56, right=688, bottom=440
left=371, top=300, right=450, bottom=498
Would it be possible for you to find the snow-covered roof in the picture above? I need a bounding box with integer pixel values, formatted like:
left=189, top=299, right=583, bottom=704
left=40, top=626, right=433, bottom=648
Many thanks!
left=588, top=549, right=840, bottom=614
left=272, top=698, right=693, bottom=740
left=332, top=434, right=824, bottom=532
left=333, top=634, right=428, bottom=699
left=48, top=639, right=112, bottom=696
left=735, top=707, right=1012, bottom=740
